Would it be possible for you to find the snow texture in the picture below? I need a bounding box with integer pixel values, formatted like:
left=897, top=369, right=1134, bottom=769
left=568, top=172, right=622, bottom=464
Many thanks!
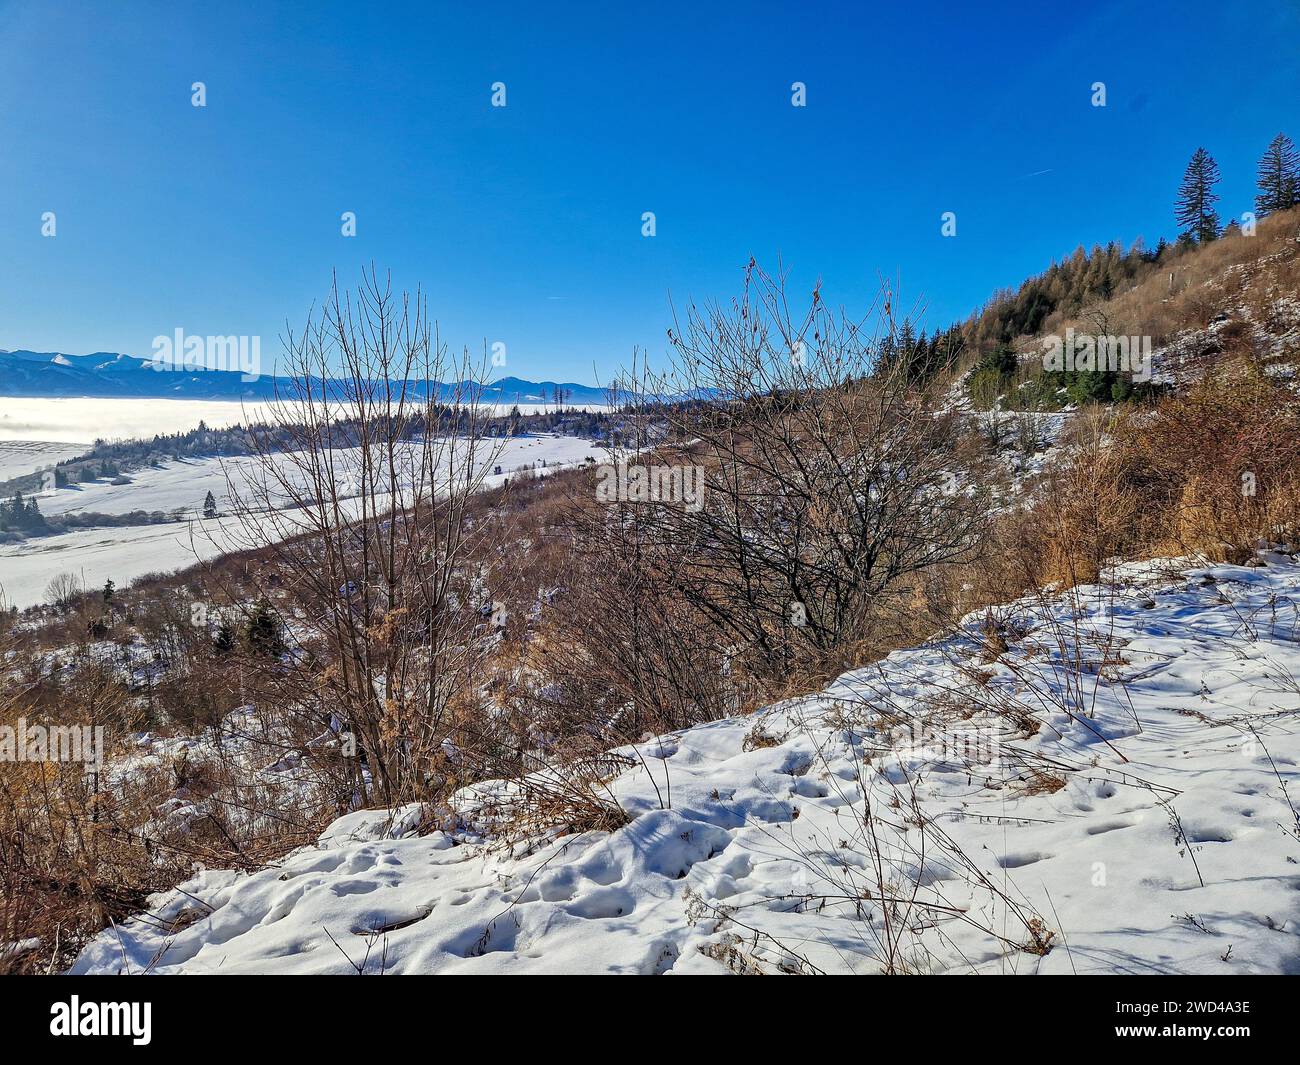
left=73, top=553, right=1300, bottom=974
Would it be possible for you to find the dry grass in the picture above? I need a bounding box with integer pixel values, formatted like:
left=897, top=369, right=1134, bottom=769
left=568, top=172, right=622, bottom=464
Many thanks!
left=1032, top=407, right=1142, bottom=587
left=1044, top=206, right=1300, bottom=350
left=1113, top=357, right=1300, bottom=563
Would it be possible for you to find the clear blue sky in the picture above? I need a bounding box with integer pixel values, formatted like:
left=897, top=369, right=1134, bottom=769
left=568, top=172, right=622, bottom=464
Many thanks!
left=1, top=0, right=1297, bottom=385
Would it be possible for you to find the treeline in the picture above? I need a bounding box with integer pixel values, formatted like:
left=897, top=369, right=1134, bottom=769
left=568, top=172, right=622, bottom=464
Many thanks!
left=877, top=323, right=968, bottom=386
left=962, top=238, right=1168, bottom=359
left=0, top=491, right=49, bottom=537
left=871, top=238, right=1168, bottom=396
left=64, top=422, right=291, bottom=471
left=919, top=131, right=1300, bottom=395
left=0, top=491, right=182, bottom=544
left=67, top=406, right=616, bottom=466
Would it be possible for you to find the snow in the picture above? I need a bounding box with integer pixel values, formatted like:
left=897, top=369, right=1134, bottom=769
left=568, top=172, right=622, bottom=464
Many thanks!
left=0, top=434, right=604, bottom=608
left=0, top=396, right=609, bottom=446
left=980, top=407, right=1071, bottom=495
left=32, top=434, right=599, bottom=519
left=101, top=707, right=345, bottom=848
left=0, top=519, right=244, bottom=609
left=71, top=552, right=1300, bottom=975
left=0, top=440, right=88, bottom=480
left=0, top=397, right=278, bottom=444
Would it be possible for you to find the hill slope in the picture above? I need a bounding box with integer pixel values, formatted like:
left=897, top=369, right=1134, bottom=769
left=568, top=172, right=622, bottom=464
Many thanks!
left=72, top=552, right=1300, bottom=975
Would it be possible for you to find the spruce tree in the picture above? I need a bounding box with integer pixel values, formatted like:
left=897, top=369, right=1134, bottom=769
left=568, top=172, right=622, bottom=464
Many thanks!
left=244, top=600, right=285, bottom=658
left=1175, top=148, right=1221, bottom=243
left=213, top=623, right=236, bottom=656
left=1255, top=133, right=1300, bottom=217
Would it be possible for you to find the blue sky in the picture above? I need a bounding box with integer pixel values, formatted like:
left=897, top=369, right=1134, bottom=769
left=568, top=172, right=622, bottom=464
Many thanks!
left=1, top=0, right=1297, bottom=385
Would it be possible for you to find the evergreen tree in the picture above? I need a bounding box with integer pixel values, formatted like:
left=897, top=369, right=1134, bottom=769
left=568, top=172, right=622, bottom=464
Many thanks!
left=1175, top=148, right=1221, bottom=244
left=0, top=491, right=48, bottom=535
left=213, top=622, right=236, bottom=656
left=1255, top=133, right=1300, bottom=217
left=203, top=491, right=218, bottom=519
left=244, top=600, right=285, bottom=658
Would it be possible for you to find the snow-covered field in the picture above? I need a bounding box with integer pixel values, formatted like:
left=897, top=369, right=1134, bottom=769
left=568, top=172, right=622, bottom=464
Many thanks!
left=72, top=553, right=1300, bottom=974
left=33, top=434, right=596, bottom=519
left=0, top=434, right=603, bottom=608
left=0, top=439, right=88, bottom=480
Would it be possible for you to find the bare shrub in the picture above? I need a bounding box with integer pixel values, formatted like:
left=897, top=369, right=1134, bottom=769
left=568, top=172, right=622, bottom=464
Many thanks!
left=1114, top=357, right=1300, bottom=561
left=632, top=267, right=988, bottom=686
left=224, top=270, right=509, bottom=807
left=1031, top=407, right=1141, bottom=588
left=43, top=572, right=83, bottom=613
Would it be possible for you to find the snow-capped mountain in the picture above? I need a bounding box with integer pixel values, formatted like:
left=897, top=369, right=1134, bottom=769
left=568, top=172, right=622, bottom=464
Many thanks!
left=0, top=349, right=616, bottom=406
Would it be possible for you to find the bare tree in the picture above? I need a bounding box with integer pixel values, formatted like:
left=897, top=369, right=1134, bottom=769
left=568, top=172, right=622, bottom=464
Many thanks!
left=44, top=572, right=83, bottom=613
left=644, top=264, right=989, bottom=683
left=223, top=269, right=509, bottom=806
left=528, top=266, right=992, bottom=745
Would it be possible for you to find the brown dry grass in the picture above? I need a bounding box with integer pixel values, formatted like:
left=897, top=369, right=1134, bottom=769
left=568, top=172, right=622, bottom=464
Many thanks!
left=988, top=350, right=1300, bottom=595
left=1032, top=407, right=1142, bottom=587
left=1115, top=357, right=1300, bottom=563
left=1044, top=206, right=1300, bottom=349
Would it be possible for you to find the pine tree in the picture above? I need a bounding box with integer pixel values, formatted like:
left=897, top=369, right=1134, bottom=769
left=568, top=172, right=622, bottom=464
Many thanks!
left=1175, top=148, right=1221, bottom=243
left=213, top=623, right=236, bottom=656
left=244, top=600, right=285, bottom=658
left=1255, top=133, right=1300, bottom=217
left=203, top=491, right=217, bottom=519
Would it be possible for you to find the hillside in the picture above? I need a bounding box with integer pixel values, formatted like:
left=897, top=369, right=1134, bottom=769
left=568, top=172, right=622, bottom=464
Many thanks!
left=70, top=552, right=1300, bottom=974
left=954, top=205, right=1300, bottom=410
left=8, top=208, right=1300, bottom=982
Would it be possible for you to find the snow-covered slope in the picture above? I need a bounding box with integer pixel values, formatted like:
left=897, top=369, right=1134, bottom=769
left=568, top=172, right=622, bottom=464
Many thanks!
left=0, top=440, right=87, bottom=479
left=72, top=554, right=1300, bottom=975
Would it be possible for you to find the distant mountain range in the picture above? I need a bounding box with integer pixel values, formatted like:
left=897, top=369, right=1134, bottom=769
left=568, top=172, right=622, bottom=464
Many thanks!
left=0, top=350, right=618, bottom=406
